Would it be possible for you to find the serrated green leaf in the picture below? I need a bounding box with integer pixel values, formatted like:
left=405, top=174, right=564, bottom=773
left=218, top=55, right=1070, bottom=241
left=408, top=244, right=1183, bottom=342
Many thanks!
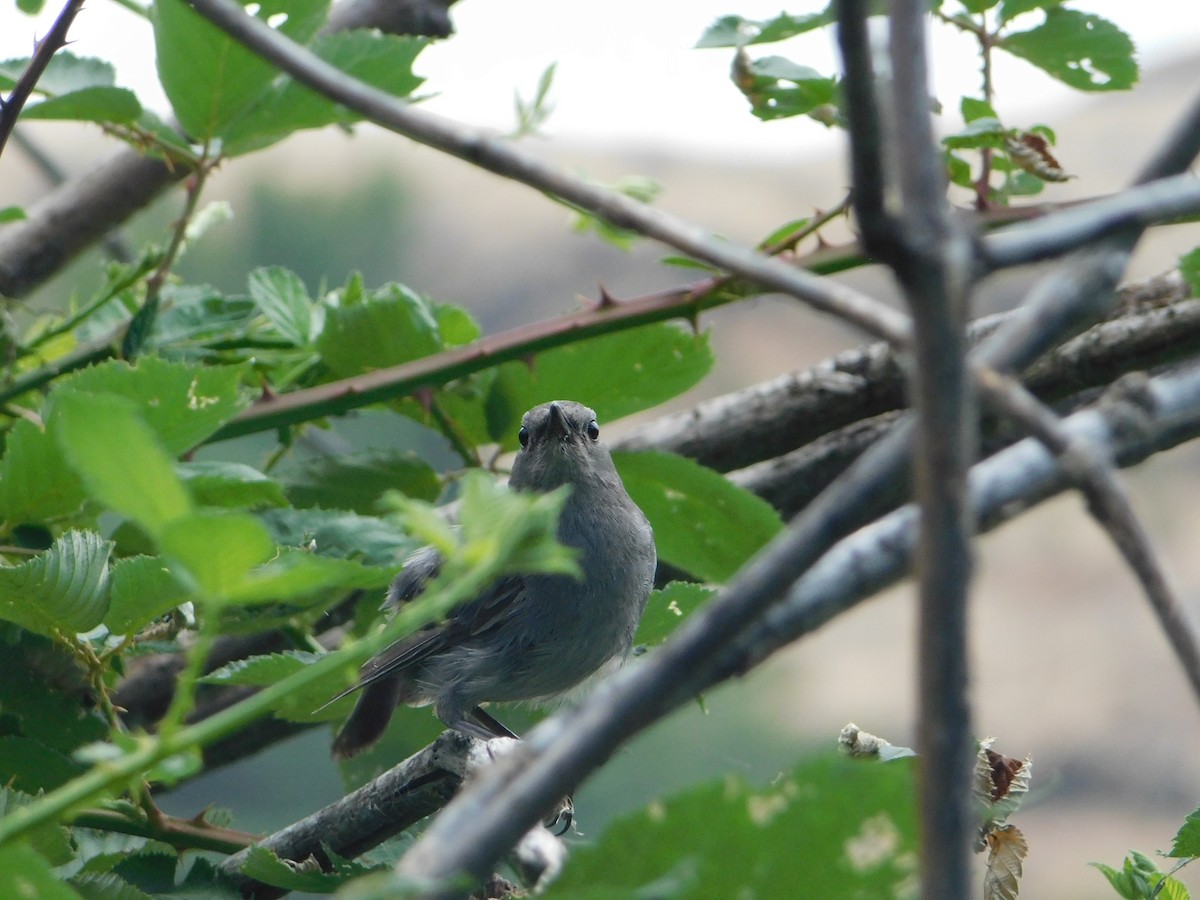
left=0, top=735, right=85, bottom=792
left=21, top=87, right=141, bottom=123
left=317, top=283, right=443, bottom=377
left=260, top=507, right=416, bottom=566
left=237, top=845, right=374, bottom=891
left=158, top=511, right=274, bottom=600
left=736, top=56, right=839, bottom=122
left=470, top=323, right=714, bottom=450
left=58, top=357, right=249, bottom=455
left=70, top=872, right=154, bottom=900
left=434, top=303, right=480, bottom=347
left=51, top=392, right=192, bottom=537
left=998, top=0, right=1061, bottom=25
left=152, top=0, right=330, bottom=140
left=283, top=450, right=441, bottom=514
left=222, top=547, right=394, bottom=605
left=696, top=10, right=835, bottom=48
left=0, top=636, right=108, bottom=751
left=0, top=841, right=81, bottom=899
left=178, top=461, right=287, bottom=509
left=0, top=786, right=77, bottom=871
left=0, top=52, right=114, bottom=94
left=1000, top=8, right=1137, bottom=92
left=247, top=266, right=315, bottom=346
left=105, top=556, right=191, bottom=635
left=1169, top=807, right=1200, bottom=858
left=146, top=284, right=260, bottom=352
left=0, top=206, right=26, bottom=223
left=1091, top=862, right=1136, bottom=899
left=0, top=530, right=112, bottom=636
left=613, top=451, right=781, bottom=583
left=945, top=151, right=973, bottom=189
left=221, top=32, right=426, bottom=155
left=635, top=582, right=714, bottom=646
left=941, top=116, right=1007, bottom=150
left=0, top=418, right=86, bottom=525
left=200, top=650, right=351, bottom=722
left=547, top=754, right=916, bottom=898
left=960, top=96, right=998, bottom=122
left=1180, top=248, right=1200, bottom=297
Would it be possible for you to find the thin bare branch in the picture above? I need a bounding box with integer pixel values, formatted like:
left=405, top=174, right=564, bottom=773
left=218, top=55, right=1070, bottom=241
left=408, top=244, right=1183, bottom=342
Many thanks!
left=186, top=0, right=911, bottom=344
left=982, top=173, right=1200, bottom=271
left=0, top=0, right=86, bottom=159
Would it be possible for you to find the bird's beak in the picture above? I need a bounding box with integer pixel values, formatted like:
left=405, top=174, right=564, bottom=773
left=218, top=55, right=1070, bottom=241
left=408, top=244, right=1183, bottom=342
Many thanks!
left=547, top=402, right=569, bottom=438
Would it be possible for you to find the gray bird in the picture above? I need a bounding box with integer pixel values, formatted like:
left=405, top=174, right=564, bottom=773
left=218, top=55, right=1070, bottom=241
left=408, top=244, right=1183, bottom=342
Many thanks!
left=331, top=400, right=656, bottom=759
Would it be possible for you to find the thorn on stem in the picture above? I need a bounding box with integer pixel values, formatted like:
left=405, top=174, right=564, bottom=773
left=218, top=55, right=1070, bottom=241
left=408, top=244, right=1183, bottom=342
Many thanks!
left=595, top=284, right=619, bottom=310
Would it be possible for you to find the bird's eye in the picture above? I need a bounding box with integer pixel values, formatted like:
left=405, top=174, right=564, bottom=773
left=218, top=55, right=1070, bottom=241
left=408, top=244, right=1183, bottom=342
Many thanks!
left=586, top=420, right=600, bottom=441
left=518, top=426, right=530, bottom=448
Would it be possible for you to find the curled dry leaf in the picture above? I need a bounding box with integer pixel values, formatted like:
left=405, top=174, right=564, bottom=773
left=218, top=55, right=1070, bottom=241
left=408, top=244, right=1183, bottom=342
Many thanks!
left=974, top=738, right=1033, bottom=826
left=837, top=722, right=916, bottom=761
left=983, top=824, right=1029, bottom=900
left=1005, top=131, right=1072, bottom=182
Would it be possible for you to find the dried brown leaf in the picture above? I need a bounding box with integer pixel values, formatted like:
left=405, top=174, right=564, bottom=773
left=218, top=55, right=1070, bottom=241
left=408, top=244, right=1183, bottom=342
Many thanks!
left=1005, top=131, right=1072, bottom=182
left=983, top=824, right=1029, bottom=900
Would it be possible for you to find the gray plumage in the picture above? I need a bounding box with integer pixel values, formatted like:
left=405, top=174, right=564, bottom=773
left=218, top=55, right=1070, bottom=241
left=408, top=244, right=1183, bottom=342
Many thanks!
left=331, top=400, right=656, bottom=759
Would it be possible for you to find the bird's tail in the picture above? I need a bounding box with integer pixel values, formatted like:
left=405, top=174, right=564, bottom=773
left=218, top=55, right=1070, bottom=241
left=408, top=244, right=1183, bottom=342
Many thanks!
left=331, top=675, right=405, bottom=760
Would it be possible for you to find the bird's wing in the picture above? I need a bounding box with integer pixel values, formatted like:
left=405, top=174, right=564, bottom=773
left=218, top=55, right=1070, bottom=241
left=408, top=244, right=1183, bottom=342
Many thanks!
left=352, top=558, right=529, bottom=690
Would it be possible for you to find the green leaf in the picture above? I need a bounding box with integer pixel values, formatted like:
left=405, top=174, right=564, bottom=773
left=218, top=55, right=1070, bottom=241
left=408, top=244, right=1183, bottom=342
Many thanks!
left=696, top=10, right=835, bottom=48
left=941, top=116, right=1007, bottom=150
left=736, top=56, right=839, bottom=122
left=0, top=530, right=112, bottom=636
left=0, top=206, right=27, bottom=223
left=221, top=32, right=426, bottom=155
left=998, top=0, right=1061, bottom=25
left=158, top=511, right=274, bottom=600
left=0, top=786, right=76, bottom=869
left=178, top=461, right=288, bottom=509
left=317, top=283, right=443, bottom=377
left=58, top=357, right=249, bottom=455
left=1169, top=807, right=1200, bottom=858
left=0, top=842, right=82, bottom=899
left=152, top=0, right=330, bottom=140
left=221, top=548, right=394, bottom=606
left=260, top=507, right=416, bottom=567
left=236, top=845, right=375, bottom=891
left=21, top=87, right=141, bottom=123
left=474, top=323, right=714, bottom=450
left=0, top=735, right=85, bottom=791
left=0, top=637, right=107, bottom=757
left=1000, top=8, right=1137, bottom=92
left=945, top=151, right=973, bottom=189
left=146, top=284, right=260, bottom=352
left=200, top=651, right=349, bottom=722
left=247, top=266, right=315, bottom=346
left=960, top=96, right=998, bottom=122
left=548, top=754, right=917, bottom=898
left=635, top=582, right=714, bottom=646
left=1091, top=861, right=1137, bottom=899
left=283, top=450, right=441, bottom=514
left=51, top=392, right=192, bottom=537
left=70, top=872, right=155, bottom=899
left=0, top=419, right=86, bottom=524
left=958, top=0, right=1000, bottom=12
left=16, top=0, right=48, bottom=12
left=0, top=52, right=114, bottom=93
left=613, top=451, right=782, bottom=583
left=1180, top=247, right=1200, bottom=297
left=105, top=556, right=192, bottom=635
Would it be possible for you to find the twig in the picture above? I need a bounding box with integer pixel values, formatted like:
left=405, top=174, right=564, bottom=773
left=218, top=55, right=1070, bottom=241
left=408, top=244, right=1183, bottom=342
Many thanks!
left=975, top=368, right=1200, bottom=708
left=982, top=173, right=1200, bottom=271
left=0, top=0, right=87, bottom=160
left=186, top=0, right=911, bottom=345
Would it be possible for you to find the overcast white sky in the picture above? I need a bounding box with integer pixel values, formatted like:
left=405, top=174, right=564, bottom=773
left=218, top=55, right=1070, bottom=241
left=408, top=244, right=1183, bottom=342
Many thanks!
left=1, top=0, right=1195, bottom=160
